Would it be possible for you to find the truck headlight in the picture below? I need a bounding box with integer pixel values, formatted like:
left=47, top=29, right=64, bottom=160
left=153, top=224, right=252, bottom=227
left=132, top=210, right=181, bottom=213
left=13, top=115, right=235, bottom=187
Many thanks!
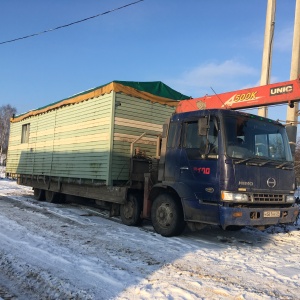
left=221, top=191, right=249, bottom=202
left=286, top=195, right=295, bottom=203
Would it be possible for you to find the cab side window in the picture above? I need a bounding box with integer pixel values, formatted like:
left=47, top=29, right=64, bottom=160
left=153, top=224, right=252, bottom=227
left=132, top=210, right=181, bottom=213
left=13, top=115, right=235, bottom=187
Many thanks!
left=183, top=118, right=218, bottom=159
left=183, top=122, right=206, bottom=152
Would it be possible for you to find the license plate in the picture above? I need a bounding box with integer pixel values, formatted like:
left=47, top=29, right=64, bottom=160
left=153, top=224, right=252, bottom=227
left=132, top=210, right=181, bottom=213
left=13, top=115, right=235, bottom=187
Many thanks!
left=264, top=211, right=280, bottom=218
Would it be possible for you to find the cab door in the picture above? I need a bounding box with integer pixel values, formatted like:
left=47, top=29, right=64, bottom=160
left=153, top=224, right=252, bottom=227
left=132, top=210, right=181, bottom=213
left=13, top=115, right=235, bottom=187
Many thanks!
left=179, top=116, right=220, bottom=223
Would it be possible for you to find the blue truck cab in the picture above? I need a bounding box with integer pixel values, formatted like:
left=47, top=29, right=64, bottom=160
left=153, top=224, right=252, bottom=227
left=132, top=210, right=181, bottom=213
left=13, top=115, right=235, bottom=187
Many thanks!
left=149, top=109, right=299, bottom=236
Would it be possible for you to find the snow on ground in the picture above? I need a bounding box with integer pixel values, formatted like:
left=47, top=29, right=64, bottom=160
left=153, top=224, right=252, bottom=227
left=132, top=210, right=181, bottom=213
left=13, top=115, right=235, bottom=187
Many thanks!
left=0, top=169, right=300, bottom=299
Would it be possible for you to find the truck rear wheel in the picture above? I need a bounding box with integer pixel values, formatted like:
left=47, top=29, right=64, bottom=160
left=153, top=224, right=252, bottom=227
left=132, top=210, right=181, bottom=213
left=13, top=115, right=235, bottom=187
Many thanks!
left=151, top=193, right=185, bottom=237
left=45, top=190, right=63, bottom=203
left=33, top=188, right=45, bottom=201
left=120, top=193, right=142, bottom=226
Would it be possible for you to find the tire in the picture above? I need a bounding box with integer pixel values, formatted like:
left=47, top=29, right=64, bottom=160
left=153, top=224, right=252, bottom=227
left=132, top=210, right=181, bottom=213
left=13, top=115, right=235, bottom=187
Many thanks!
left=151, top=193, right=185, bottom=237
left=33, top=188, right=45, bottom=201
left=120, top=193, right=142, bottom=226
left=45, top=190, right=63, bottom=203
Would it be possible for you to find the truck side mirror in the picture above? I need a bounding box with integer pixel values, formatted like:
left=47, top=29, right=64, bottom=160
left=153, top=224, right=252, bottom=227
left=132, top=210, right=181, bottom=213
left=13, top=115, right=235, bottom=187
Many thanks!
left=198, top=117, right=209, bottom=136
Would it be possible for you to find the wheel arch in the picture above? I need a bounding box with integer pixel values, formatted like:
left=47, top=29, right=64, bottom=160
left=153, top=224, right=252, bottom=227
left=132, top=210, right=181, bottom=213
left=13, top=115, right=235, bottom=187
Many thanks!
left=149, top=185, right=183, bottom=214
left=150, top=186, right=186, bottom=236
left=126, top=188, right=144, bottom=201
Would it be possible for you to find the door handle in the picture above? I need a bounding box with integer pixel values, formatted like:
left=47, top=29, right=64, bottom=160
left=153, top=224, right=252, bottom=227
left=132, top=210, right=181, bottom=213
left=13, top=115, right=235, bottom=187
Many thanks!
left=180, top=166, right=189, bottom=170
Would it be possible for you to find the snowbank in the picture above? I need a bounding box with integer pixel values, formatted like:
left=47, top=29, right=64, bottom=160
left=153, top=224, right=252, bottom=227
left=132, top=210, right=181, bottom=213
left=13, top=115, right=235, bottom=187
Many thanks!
left=0, top=179, right=299, bottom=299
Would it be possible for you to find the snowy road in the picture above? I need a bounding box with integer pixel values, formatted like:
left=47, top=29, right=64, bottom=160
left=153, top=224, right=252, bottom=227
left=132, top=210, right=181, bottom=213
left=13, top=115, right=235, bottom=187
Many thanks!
left=0, top=178, right=300, bottom=300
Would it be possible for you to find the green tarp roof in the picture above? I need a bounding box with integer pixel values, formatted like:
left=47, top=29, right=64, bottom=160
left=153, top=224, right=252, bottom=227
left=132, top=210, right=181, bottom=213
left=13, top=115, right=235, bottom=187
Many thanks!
left=13, top=80, right=191, bottom=122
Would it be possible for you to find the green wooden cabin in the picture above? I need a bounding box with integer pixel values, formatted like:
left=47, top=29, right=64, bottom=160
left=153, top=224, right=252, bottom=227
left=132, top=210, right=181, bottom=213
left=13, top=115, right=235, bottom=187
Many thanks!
left=6, top=81, right=189, bottom=186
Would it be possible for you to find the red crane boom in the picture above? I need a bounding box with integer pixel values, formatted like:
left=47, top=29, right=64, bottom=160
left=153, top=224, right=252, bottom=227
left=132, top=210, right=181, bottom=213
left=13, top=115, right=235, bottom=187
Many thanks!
left=176, top=77, right=300, bottom=113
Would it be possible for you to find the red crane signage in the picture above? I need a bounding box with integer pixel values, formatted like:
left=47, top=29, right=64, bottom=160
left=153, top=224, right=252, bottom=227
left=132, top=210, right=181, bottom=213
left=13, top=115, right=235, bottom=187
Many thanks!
left=176, top=77, right=300, bottom=113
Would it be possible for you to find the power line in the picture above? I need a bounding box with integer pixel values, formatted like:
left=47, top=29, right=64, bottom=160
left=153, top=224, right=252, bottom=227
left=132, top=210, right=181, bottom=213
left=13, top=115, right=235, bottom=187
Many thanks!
left=0, top=0, right=144, bottom=45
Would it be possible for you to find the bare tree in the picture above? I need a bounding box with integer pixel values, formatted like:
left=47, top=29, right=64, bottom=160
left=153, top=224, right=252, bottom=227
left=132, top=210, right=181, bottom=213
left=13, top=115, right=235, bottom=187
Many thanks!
left=0, top=104, right=17, bottom=162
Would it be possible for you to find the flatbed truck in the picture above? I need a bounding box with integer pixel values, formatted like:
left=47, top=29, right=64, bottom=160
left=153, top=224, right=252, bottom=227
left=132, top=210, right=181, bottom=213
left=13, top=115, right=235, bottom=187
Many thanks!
left=6, top=79, right=300, bottom=236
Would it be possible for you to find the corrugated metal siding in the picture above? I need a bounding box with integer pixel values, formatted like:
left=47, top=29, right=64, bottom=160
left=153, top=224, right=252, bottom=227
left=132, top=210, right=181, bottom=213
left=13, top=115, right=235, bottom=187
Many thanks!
left=7, top=94, right=113, bottom=181
left=111, top=93, right=174, bottom=181
left=7, top=91, right=175, bottom=186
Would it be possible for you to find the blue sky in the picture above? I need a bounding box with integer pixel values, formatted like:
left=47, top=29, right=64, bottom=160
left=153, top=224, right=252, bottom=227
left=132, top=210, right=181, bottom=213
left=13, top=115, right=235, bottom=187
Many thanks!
left=0, top=0, right=296, bottom=124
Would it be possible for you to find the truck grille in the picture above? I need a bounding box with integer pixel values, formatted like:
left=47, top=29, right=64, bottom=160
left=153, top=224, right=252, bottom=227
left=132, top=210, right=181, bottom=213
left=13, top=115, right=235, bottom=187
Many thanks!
left=251, top=193, right=284, bottom=203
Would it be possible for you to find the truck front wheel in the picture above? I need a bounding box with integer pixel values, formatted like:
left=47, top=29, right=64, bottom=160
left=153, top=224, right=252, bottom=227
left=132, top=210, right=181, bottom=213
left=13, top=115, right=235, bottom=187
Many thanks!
left=151, top=193, right=185, bottom=237
left=120, top=193, right=142, bottom=226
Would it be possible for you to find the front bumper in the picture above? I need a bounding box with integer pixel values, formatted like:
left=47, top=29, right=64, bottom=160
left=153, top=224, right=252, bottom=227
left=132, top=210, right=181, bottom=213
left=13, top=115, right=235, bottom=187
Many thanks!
left=219, top=205, right=299, bottom=229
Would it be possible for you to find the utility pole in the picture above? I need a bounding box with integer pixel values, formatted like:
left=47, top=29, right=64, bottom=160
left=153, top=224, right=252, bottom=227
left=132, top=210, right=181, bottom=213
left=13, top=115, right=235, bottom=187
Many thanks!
left=258, top=0, right=276, bottom=117
left=286, top=0, right=300, bottom=156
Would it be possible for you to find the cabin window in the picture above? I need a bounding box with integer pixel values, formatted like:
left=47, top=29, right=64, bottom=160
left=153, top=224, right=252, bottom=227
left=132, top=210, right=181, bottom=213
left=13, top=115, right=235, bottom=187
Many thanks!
left=183, top=117, right=219, bottom=159
left=21, top=123, right=30, bottom=143
left=183, top=121, right=206, bottom=160
left=184, top=122, right=206, bottom=151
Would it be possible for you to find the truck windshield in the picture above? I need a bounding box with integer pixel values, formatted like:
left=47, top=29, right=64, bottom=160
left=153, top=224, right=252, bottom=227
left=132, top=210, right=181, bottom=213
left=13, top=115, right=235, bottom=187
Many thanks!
left=223, top=115, right=293, bottom=162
